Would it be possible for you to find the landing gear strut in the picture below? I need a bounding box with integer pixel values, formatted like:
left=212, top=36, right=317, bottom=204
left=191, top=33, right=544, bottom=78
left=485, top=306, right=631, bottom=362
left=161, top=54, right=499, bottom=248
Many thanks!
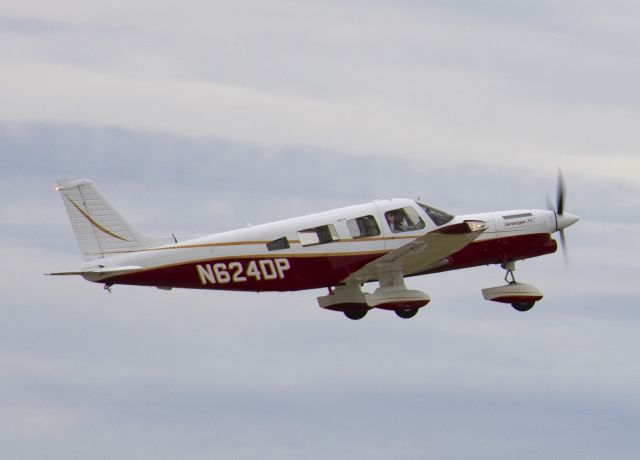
left=502, top=261, right=517, bottom=284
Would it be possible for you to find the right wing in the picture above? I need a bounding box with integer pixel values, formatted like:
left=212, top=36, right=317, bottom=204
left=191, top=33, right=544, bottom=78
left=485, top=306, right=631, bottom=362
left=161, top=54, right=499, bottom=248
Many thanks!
left=343, top=220, right=488, bottom=285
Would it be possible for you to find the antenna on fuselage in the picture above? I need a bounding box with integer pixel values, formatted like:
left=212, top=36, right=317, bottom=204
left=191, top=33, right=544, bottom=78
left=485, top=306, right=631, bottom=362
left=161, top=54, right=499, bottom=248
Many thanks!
left=166, top=225, right=178, bottom=243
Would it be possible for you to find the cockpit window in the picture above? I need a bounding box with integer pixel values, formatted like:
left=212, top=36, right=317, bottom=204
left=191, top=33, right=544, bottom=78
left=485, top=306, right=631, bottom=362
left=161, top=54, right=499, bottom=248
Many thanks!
left=385, top=207, right=425, bottom=233
left=417, top=202, right=454, bottom=226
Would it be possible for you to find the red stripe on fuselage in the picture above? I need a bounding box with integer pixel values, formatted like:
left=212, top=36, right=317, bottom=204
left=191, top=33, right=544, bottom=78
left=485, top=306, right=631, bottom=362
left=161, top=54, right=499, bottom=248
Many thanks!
left=105, top=233, right=557, bottom=291
left=415, top=232, right=557, bottom=276
left=106, top=252, right=383, bottom=291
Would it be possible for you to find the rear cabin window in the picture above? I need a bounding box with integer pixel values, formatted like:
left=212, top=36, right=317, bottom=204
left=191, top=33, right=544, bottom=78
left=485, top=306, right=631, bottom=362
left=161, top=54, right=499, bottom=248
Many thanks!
left=266, top=236, right=290, bottom=251
left=297, top=224, right=339, bottom=247
left=385, top=207, right=425, bottom=233
left=346, top=215, right=380, bottom=239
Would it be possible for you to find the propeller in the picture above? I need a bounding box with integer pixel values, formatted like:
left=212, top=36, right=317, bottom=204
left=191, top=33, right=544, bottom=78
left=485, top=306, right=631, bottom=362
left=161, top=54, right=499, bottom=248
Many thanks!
left=547, top=170, right=579, bottom=263
left=556, top=170, right=567, bottom=257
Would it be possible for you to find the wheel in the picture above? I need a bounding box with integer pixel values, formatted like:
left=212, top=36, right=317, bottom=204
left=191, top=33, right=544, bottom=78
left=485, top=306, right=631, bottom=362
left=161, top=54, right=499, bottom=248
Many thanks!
left=395, top=307, right=419, bottom=319
left=511, top=300, right=536, bottom=312
left=344, top=309, right=368, bottom=320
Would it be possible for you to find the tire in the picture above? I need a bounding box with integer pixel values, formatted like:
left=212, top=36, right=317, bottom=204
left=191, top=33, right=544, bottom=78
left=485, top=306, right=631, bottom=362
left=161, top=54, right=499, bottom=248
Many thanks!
left=511, top=300, right=536, bottom=312
left=395, top=307, right=419, bottom=319
left=344, top=309, right=368, bottom=320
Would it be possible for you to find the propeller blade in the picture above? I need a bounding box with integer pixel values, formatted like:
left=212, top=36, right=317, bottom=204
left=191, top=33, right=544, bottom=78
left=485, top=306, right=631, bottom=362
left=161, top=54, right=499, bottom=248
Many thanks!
left=546, top=170, right=576, bottom=266
left=559, top=229, right=569, bottom=266
left=556, top=170, right=566, bottom=215
left=546, top=195, right=554, bottom=212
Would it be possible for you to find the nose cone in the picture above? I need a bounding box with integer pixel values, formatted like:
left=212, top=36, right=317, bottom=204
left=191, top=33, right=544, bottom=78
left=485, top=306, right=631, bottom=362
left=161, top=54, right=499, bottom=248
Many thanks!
left=556, top=212, right=580, bottom=231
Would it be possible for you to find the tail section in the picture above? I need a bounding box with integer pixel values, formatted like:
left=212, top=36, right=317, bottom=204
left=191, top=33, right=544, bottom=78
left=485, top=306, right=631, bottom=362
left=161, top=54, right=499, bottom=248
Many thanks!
left=56, top=179, right=167, bottom=261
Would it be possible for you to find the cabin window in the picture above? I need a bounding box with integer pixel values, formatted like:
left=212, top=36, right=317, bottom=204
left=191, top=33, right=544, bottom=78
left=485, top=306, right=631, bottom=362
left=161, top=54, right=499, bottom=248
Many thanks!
left=417, top=202, right=454, bottom=226
left=297, top=224, right=339, bottom=246
left=346, top=215, right=380, bottom=238
left=385, top=207, right=425, bottom=233
left=266, top=236, right=290, bottom=251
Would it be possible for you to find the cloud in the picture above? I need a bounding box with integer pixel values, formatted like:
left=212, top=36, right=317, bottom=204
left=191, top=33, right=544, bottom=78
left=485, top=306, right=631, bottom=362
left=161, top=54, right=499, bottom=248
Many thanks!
left=1, top=1, right=639, bottom=183
left=0, top=15, right=72, bottom=34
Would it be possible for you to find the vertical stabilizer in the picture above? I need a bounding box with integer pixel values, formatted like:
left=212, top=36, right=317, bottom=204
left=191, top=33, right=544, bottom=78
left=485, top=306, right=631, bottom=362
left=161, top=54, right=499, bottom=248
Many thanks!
left=56, top=179, right=165, bottom=261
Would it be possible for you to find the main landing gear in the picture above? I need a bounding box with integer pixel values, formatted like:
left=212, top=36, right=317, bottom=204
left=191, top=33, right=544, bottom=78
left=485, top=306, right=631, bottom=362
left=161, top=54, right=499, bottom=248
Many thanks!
left=481, top=261, right=543, bottom=312
left=317, top=277, right=430, bottom=321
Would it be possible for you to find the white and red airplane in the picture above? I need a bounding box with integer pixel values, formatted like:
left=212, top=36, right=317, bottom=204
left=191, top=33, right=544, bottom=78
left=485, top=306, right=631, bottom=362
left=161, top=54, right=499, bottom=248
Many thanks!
left=50, top=177, right=579, bottom=320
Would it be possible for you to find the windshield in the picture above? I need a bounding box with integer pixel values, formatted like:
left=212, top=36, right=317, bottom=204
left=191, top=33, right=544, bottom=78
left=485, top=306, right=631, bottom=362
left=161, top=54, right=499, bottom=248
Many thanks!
left=416, top=202, right=455, bottom=226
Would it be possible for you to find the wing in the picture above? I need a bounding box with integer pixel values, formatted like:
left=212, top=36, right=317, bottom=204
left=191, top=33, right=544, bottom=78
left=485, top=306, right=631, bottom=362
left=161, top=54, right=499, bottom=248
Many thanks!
left=343, top=220, right=488, bottom=285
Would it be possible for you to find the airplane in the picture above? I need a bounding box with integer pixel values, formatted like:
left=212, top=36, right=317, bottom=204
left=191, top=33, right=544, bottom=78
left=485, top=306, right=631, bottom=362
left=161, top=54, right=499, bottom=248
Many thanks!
left=49, top=176, right=579, bottom=320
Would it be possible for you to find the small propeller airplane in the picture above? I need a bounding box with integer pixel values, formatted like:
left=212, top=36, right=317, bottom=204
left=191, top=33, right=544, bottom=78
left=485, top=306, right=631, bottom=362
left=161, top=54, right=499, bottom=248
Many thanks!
left=50, top=175, right=579, bottom=320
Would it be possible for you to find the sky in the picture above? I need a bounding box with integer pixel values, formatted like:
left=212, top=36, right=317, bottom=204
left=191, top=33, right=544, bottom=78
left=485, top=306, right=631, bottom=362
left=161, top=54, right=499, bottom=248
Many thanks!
left=1, top=1, right=639, bottom=459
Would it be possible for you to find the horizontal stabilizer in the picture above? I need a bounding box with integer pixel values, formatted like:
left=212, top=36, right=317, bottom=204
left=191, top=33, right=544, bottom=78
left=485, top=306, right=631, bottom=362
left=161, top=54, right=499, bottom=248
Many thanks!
left=47, top=266, right=143, bottom=276
left=46, top=269, right=86, bottom=276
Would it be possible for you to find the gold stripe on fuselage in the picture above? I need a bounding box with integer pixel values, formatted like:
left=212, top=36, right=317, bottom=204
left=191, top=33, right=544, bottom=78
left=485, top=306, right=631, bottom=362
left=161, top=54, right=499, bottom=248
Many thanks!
left=92, top=235, right=417, bottom=256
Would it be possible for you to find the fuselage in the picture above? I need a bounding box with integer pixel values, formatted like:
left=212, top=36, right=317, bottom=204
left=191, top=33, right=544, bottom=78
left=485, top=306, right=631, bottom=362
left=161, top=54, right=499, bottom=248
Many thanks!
left=82, top=199, right=560, bottom=292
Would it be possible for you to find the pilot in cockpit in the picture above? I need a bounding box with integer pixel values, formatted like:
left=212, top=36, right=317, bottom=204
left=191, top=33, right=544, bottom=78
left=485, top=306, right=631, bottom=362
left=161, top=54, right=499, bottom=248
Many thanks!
left=386, top=210, right=408, bottom=233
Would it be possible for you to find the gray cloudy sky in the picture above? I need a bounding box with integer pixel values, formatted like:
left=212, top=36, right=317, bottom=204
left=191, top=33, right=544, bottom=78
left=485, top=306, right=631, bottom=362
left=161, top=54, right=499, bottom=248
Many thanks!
left=2, top=1, right=640, bottom=459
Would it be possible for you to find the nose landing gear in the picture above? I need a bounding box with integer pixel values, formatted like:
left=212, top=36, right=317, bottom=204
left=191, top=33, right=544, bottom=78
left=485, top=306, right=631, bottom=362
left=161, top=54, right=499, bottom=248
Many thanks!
left=482, top=262, right=543, bottom=312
